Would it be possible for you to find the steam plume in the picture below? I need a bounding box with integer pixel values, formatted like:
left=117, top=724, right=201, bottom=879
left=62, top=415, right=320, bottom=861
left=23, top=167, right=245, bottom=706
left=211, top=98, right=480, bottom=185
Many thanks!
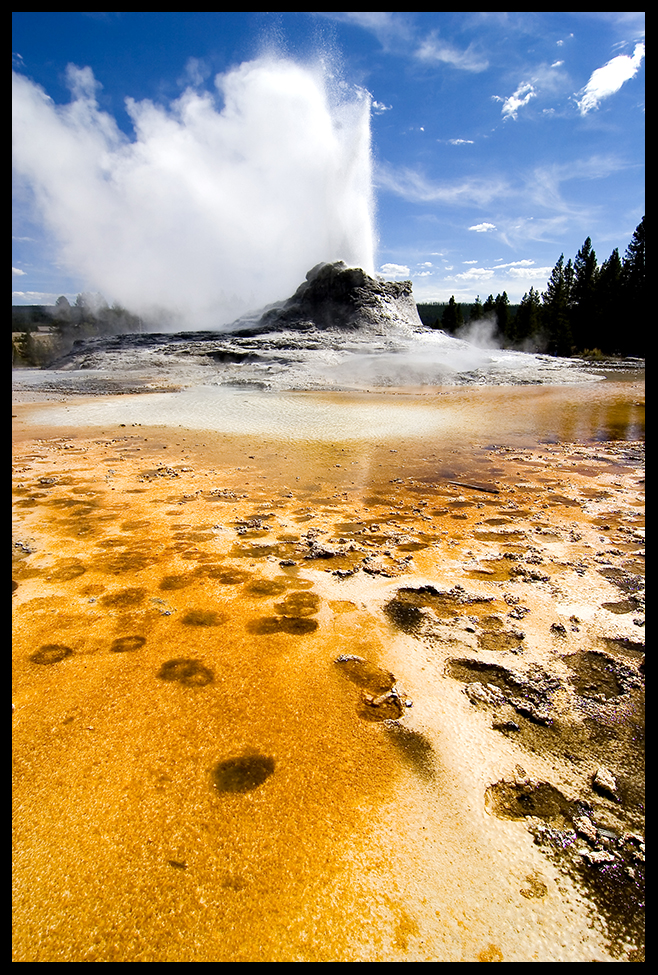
left=12, top=56, right=376, bottom=329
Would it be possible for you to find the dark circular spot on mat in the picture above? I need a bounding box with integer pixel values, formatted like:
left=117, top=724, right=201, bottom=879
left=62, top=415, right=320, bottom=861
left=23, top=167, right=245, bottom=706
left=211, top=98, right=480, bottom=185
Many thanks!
left=280, top=616, right=318, bottom=634
left=274, top=591, right=320, bottom=617
left=159, top=573, right=196, bottom=590
left=484, top=780, right=576, bottom=826
left=100, top=587, right=147, bottom=608
left=383, top=599, right=425, bottom=633
left=30, top=643, right=74, bottom=665
left=385, top=724, right=436, bottom=779
left=49, top=561, right=87, bottom=581
left=477, top=629, right=525, bottom=653
left=180, top=609, right=224, bottom=626
left=110, top=635, right=146, bottom=653
left=246, top=616, right=319, bottom=635
left=207, top=568, right=251, bottom=585
left=12, top=580, right=18, bottom=593
left=99, top=551, right=154, bottom=574
left=246, top=617, right=283, bottom=634
left=157, top=658, right=214, bottom=686
left=213, top=754, right=275, bottom=793
left=244, top=579, right=289, bottom=597
left=564, top=650, right=625, bottom=700
left=601, top=599, right=636, bottom=615
left=335, top=654, right=396, bottom=694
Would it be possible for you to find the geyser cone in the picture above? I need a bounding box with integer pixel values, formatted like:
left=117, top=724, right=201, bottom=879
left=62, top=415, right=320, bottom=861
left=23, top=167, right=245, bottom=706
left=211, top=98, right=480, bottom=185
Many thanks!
left=241, top=261, right=424, bottom=334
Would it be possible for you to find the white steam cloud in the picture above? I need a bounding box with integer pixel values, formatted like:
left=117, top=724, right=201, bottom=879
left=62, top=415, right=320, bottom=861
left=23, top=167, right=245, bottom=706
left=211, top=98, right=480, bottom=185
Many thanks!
left=12, top=56, right=376, bottom=329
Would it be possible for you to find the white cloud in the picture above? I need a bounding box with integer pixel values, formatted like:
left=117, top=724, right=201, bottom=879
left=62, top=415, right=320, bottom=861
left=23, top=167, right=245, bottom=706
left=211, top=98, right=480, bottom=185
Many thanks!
left=12, top=266, right=26, bottom=276
left=448, top=138, right=474, bottom=145
left=321, top=12, right=413, bottom=52
left=469, top=222, right=496, bottom=232
left=376, top=164, right=509, bottom=207
left=380, top=262, right=410, bottom=278
left=454, top=267, right=495, bottom=281
left=493, top=82, right=536, bottom=120
left=372, top=100, right=392, bottom=114
left=415, top=32, right=488, bottom=72
left=576, top=42, right=645, bottom=115
left=463, top=260, right=478, bottom=265
left=507, top=265, right=553, bottom=279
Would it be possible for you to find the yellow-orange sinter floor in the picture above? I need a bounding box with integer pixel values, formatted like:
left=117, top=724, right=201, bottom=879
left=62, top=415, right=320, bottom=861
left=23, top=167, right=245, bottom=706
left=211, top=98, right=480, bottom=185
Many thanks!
left=13, top=382, right=644, bottom=961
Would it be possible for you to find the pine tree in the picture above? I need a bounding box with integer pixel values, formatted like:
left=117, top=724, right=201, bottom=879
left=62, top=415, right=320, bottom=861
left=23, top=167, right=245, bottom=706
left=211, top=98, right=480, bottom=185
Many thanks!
left=515, top=287, right=542, bottom=348
left=620, top=216, right=645, bottom=354
left=494, top=291, right=511, bottom=342
left=542, top=254, right=573, bottom=355
left=470, top=295, right=483, bottom=321
left=571, top=237, right=599, bottom=350
left=441, top=296, right=464, bottom=333
left=594, top=248, right=623, bottom=354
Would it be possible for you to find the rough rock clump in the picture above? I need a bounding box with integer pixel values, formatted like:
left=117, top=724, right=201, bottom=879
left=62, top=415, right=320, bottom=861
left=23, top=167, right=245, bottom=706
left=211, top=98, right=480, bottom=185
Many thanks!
left=236, top=261, right=424, bottom=335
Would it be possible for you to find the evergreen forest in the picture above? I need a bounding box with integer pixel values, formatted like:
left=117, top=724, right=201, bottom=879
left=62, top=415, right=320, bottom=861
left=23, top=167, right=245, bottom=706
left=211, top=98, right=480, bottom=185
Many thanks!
left=417, top=216, right=645, bottom=358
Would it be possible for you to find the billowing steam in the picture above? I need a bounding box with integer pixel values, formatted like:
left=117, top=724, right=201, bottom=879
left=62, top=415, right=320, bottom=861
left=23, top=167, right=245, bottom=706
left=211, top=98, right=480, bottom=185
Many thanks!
left=12, top=56, right=376, bottom=329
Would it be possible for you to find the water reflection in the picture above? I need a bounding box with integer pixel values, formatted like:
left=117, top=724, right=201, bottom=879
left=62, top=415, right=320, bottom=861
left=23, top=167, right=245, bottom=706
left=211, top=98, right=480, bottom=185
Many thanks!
left=23, top=381, right=644, bottom=448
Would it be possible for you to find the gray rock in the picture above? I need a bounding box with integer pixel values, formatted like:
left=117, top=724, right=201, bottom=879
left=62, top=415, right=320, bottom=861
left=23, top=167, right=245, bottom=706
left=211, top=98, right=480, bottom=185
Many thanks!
left=252, top=261, right=423, bottom=334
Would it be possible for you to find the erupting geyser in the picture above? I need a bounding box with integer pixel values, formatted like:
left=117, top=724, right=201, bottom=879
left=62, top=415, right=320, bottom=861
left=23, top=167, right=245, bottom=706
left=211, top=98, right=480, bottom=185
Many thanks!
left=12, top=55, right=376, bottom=329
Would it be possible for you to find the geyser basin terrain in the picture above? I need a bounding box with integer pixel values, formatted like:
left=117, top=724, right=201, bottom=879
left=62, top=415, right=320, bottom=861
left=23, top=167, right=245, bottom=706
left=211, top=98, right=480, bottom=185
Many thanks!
left=24, top=263, right=620, bottom=396
left=12, top=270, right=645, bottom=962
left=12, top=397, right=645, bottom=961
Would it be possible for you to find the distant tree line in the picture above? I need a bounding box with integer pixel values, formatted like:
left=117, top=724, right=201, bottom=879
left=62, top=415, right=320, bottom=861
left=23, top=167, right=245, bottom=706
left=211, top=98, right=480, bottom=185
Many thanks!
left=418, top=216, right=645, bottom=358
left=12, top=292, right=142, bottom=366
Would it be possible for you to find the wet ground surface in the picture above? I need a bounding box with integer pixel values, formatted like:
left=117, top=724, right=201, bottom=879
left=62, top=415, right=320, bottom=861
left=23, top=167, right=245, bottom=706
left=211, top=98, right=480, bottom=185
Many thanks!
left=12, top=384, right=644, bottom=961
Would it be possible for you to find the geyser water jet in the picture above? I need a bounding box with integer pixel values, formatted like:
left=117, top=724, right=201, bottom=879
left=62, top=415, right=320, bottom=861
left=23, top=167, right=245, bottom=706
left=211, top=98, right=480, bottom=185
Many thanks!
left=12, top=55, right=376, bottom=329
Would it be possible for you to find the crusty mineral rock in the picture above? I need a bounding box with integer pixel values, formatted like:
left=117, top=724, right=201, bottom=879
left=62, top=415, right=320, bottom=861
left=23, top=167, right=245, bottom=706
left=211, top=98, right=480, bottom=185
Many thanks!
left=593, top=765, right=618, bottom=798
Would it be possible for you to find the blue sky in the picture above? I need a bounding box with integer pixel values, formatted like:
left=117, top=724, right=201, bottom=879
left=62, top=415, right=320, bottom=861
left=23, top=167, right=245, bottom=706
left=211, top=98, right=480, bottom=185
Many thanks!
left=13, top=12, right=645, bottom=318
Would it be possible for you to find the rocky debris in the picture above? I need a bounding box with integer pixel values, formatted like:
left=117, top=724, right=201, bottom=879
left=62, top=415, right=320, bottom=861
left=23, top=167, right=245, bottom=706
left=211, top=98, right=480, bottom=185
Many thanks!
left=362, top=554, right=413, bottom=577
left=334, top=653, right=411, bottom=721
left=581, top=848, right=617, bottom=866
left=573, top=815, right=598, bottom=844
left=598, top=566, right=644, bottom=595
left=383, top=584, right=495, bottom=634
left=448, top=658, right=558, bottom=725
left=593, top=765, right=619, bottom=799
left=14, top=538, right=37, bottom=555
left=465, top=682, right=506, bottom=706
left=305, top=539, right=341, bottom=559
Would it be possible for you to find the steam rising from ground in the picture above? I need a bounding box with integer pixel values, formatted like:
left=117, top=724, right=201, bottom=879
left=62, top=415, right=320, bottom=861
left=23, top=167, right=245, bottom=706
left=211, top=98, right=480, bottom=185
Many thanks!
left=12, top=56, right=375, bottom=328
